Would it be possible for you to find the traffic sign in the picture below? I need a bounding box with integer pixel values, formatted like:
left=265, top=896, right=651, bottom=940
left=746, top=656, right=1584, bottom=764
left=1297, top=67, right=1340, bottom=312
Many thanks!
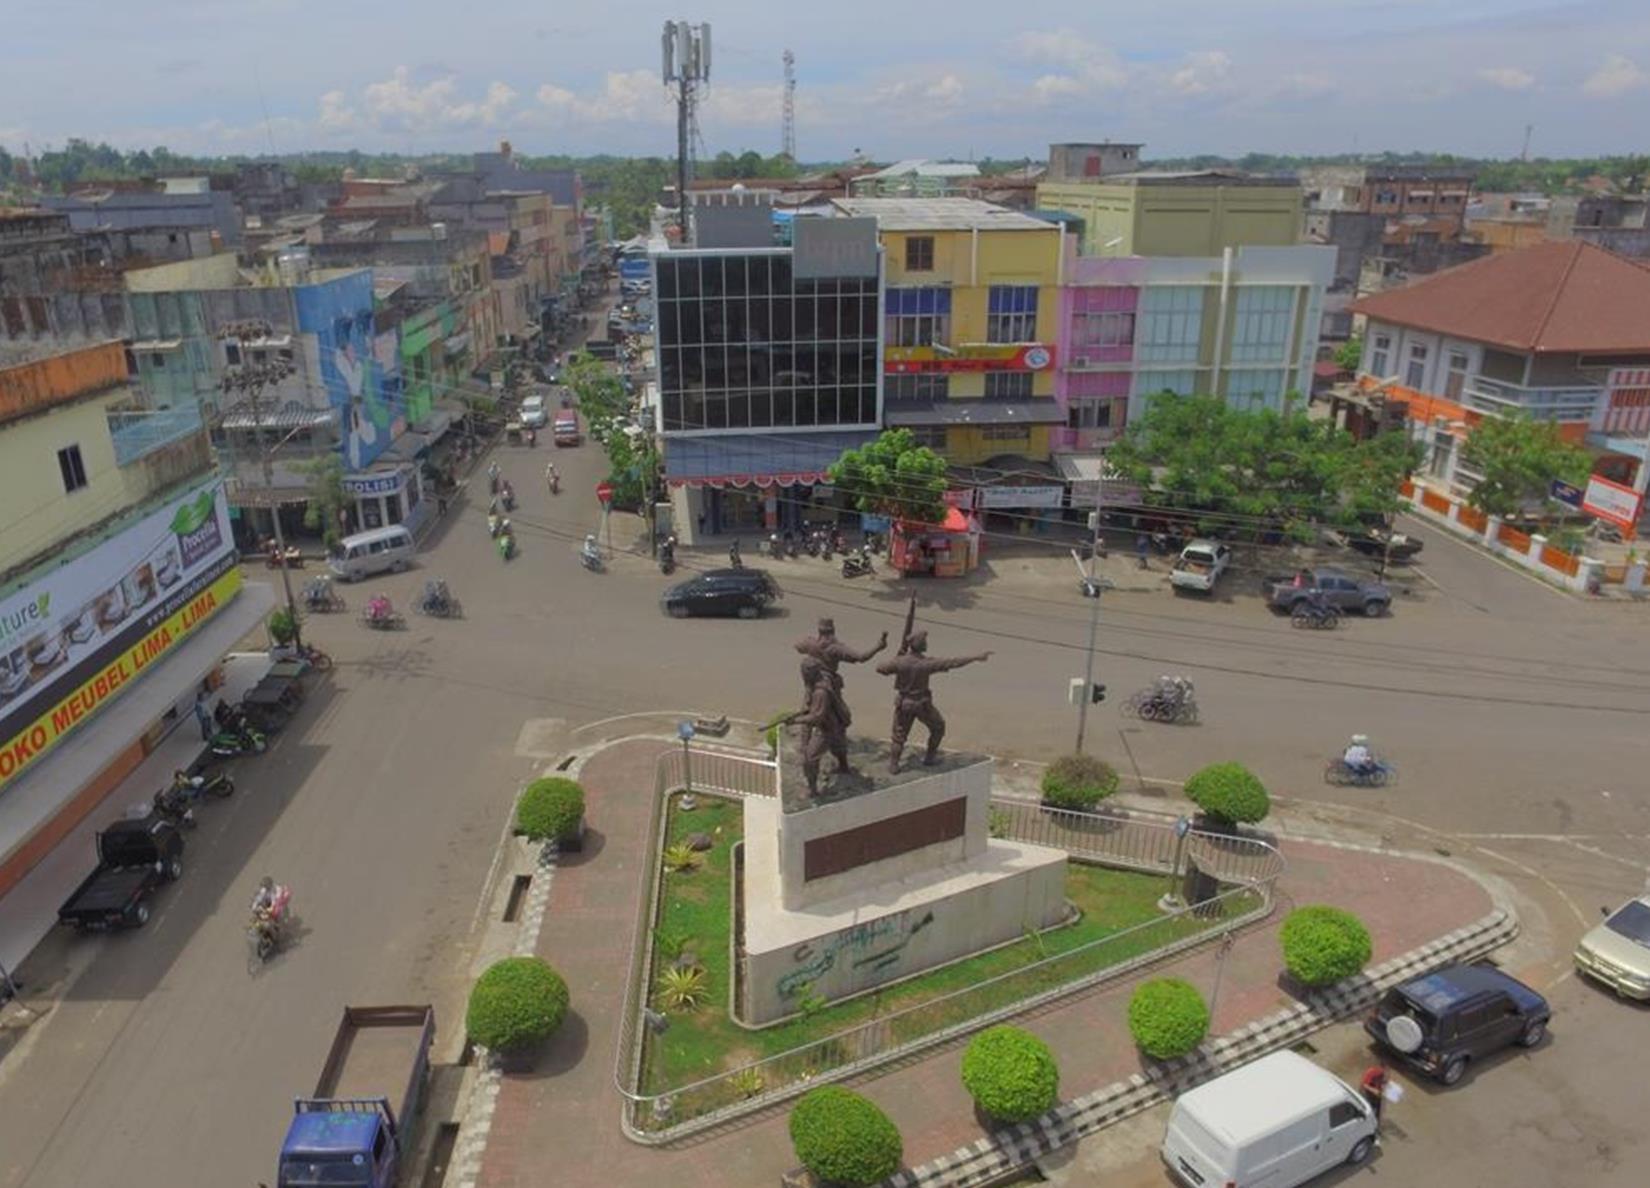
left=595, top=481, right=614, bottom=507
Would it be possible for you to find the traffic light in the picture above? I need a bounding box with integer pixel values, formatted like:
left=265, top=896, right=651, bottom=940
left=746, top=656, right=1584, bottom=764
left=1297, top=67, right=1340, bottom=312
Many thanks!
left=1091, top=682, right=1107, bottom=704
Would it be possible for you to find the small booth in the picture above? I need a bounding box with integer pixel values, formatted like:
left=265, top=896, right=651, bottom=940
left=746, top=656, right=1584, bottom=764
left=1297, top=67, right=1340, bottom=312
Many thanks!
left=890, top=506, right=981, bottom=578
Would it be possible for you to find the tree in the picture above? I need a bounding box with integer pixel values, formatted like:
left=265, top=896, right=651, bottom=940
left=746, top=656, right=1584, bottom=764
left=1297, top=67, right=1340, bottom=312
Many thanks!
left=299, top=454, right=349, bottom=550
left=1334, top=336, right=1363, bottom=372
left=828, top=428, right=949, bottom=525
left=1460, top=414, right=1592, bottom=518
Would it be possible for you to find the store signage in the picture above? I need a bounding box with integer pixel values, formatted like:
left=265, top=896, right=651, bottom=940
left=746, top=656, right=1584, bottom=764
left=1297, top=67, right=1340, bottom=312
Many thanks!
left=342, top=471, right=405, bottom=496
left=0, top=482, right=238, bottom=793
left=1549, top=479, right=1583, bottom=510
left=885, top=344, right=1057, bottom=375
left=978, top=484, right=1064, bottom=510
left=1582, top=474, right=1643, bottom=532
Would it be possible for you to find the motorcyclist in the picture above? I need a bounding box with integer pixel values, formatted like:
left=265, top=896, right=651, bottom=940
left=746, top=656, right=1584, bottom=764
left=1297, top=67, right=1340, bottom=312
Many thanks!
left=582, top=533, right=601, bottom=565
left=545, top=461, right=560, bottom=493
left=729, top=538, right=743, bottom=569
left=660, top=535, right=677, bottom=565
left=487, top=461, right=501, bottom=493
left=1342, top=734, right=1376, bottom=776
left=367, top=593, right=393, bottom=622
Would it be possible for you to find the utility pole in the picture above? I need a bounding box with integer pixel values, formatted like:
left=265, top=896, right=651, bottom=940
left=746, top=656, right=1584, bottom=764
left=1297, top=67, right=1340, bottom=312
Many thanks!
left=1075, top=496, right=1104, bottom=754
left=781, top=49, right=797, bottom=162
left=219, top=318, right=302, bottom=649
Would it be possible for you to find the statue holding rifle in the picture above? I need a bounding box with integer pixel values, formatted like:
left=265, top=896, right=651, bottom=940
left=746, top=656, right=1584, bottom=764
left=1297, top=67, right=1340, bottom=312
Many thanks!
left=877, top=595, right=991, bottom=774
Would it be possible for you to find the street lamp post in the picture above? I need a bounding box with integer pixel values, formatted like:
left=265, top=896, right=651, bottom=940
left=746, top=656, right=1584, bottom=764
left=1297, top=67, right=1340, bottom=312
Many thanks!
left=677, top=720, right=696, bottom=795
left=219, top=319, right=302, bottom=649
left=1075, top=504, right=1105, bottom=754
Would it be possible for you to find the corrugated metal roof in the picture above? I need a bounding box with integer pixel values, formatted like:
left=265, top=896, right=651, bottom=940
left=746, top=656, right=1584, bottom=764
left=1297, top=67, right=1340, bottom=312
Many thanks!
left=218, top=406, right=335, bottom=431
left=831, top=197, right=1056, bottom=232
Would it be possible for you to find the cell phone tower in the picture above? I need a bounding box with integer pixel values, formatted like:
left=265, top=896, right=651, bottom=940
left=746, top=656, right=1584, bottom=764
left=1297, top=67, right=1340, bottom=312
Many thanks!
left=662, top=20, right=712, bottom=236
left=781, top=49, right=797, bottom=163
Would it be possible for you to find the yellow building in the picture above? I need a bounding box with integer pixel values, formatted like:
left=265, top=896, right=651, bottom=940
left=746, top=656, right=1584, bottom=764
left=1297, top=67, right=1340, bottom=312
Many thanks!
left=1037, top=172, right=1303, bottom=258
left=832, top=197, right=1065, bottom=465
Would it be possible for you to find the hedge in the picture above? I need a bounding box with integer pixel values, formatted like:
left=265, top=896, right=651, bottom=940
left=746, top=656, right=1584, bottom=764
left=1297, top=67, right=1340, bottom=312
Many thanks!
left=788, top=1086, right=903, bottom=1187
left=1040, top=753, right=1120, bottom=812
left=515, top=777, right=585, bottom=843
left=960, top=1025, right=1059, bottom=1124
left=1127, top=977, right=1211, bottom=1060
left=466, top=956, right=570, bottom=1053
left=1280, top=905, right=1373, bottom=987
left=1184, top=762, right=1270, bottom=825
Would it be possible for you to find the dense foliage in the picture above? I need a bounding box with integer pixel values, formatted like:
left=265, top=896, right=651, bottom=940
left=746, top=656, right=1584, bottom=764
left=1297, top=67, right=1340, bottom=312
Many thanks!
left=828, top=428, right=949, bottom=525
left=466, top=957, right=570, bottom=1053
left=515, top=777, right=585, bottom=843
left=788, top=1087, right=904, bottom=1187
left=1107, top=396, right=1420, bottom=538
left=1040, top=754, right=1121, bottom=811
left=563, top=350, right=659, bottom=509
left=1127, top=978, right=1212, bottom=1060
left=1184, top=762, right=1271, bottom=826
left=1461, top=414, right=1592, bottom=519
left=960, top=1026, right=1060, bottom=1123
left=1280, top=906, right=1373, bottom=987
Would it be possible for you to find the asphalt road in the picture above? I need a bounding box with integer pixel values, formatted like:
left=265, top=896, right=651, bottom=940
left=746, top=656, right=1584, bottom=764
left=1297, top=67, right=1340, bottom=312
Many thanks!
left=1, top=368, right=1648, bottom=1186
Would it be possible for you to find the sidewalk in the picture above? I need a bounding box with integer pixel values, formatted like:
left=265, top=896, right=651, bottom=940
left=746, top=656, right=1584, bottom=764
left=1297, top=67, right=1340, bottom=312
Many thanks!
left=477, top=739, right=1495, bottom=1188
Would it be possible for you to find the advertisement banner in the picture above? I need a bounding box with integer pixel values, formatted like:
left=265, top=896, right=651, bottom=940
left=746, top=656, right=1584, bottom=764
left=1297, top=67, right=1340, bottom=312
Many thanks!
left=0, top=482, right=238, bottom=792
left=885, top=344, right=1056, bottom=375
left=978, top=484, right=1065, bottom=510
left=1582, top=474, right=1644, bottom=532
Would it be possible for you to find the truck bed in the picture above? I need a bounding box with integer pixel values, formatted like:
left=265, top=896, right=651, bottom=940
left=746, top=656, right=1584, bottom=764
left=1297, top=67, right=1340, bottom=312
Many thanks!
left=59, top=867, right=147, bottom=920
left=313, top=1006, right=434, bottom=1102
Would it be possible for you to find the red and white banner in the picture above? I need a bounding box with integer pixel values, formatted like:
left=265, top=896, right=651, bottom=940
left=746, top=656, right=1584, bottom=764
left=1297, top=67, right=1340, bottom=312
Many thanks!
left=1582, top=473, right=1644, bottom=531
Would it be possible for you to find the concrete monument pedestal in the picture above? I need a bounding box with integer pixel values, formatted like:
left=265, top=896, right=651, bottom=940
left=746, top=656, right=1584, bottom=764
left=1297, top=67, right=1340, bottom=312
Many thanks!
left=740, top=736, right=1067, bottom=1024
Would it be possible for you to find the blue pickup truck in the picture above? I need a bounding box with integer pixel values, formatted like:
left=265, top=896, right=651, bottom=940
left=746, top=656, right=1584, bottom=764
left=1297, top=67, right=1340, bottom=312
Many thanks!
left=277, top=1005, right=435, bottom=1188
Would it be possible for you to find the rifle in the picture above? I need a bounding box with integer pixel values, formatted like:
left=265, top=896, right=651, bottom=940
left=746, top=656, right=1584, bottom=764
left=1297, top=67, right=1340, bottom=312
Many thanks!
left=897, top=593, right=918, bottom=655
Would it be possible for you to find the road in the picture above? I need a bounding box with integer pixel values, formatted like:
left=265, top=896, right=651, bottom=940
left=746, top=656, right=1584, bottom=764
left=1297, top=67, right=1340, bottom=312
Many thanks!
left=1, top=365, right=1648, bottom=1185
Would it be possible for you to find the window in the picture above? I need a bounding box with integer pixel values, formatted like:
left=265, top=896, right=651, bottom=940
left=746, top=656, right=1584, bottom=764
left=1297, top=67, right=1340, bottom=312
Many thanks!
left=886, top=374, right=950, bottom=402
left=985, top=372, right=1034, bottom=399
left=885, top=287, right=952, bottom=347
left=1370, top=333, right=1391, bottom=377
left=1073, top=311, right=1135, bottom=349
left=1374, top=189, right=1399, bottom=205
left=1406, top=343, right=1429, bottom=389
left=1067, top=400, right=1113, bottom=429
left=907, top=425, right=947, bottom=449
left=1445, top=350, right=1470, bottom=400
left=1134, top=369, right=1200, bottom=397
left=151, top=353, right=166, bottom=369
left=982, top=425, right=1029, bottom=442
left=1229, top=286, right=1294, bottom=363
left=1231, top=370, right=1285, bottom=408
left=1328, top=1101, right=1364, bottom=1129
left=904, top=236, right=935, bottom=272
left=987, top=286, right=1039, bottom=342
left=57, top=444, right=88, bottom=493
left=1135, top=286, right=1204, bottom=364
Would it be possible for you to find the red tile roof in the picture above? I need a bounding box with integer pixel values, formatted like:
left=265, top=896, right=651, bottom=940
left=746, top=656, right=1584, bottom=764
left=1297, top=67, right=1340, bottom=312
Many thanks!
left=1351, top=240, right=1650, bottom=354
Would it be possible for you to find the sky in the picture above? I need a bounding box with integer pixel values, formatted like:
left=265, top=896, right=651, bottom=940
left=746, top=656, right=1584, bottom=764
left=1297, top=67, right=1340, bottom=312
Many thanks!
left=4, top=1, right=1650, bottom=162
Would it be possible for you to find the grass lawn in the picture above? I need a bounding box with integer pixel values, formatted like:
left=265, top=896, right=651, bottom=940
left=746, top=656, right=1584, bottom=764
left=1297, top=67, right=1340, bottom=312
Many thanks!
left=638, top=793, right=1257, bottom=1104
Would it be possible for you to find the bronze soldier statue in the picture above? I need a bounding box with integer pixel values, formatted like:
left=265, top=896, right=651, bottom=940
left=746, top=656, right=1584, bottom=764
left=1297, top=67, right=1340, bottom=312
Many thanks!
left=876, top=615, right=991, bottom=773
left=788, top=656, right=854, bottom=800
left=794, top=617, right=887, bottom=708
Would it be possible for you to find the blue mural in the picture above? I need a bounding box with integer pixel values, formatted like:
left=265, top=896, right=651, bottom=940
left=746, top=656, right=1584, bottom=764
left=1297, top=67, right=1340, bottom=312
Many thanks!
left=294, top=271, right=404, bottom=471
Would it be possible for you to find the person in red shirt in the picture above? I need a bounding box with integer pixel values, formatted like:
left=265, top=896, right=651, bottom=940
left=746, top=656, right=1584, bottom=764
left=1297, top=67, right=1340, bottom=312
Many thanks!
left=1360, top=1064, right=1389, bottom=1125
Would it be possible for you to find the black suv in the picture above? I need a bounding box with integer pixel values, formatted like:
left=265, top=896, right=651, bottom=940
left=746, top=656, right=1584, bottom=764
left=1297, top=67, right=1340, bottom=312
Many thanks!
left=662, top=568, right=780, bottom=619
left=1365, top=964, right=1549, bottom=1085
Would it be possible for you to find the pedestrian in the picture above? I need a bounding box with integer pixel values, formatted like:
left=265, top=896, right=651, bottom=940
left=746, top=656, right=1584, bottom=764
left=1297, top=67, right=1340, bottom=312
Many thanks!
left=1359, top=1064, right=1388, bottom=1126
left=1136, top=533, right=1151, bottom=570
left=437, top=492, right=449, bottom=518
left=193, top=688, right=215, bottom=741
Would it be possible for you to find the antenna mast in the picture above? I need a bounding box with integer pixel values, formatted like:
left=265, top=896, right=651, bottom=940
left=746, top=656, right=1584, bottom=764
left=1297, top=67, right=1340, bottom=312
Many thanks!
left=662, top=20, right=712, bottom=239
left=781, top=49, right=797, bottom=162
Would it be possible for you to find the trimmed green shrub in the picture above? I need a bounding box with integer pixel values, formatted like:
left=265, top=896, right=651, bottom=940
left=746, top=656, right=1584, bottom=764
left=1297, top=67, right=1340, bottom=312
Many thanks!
left=1280, top=905, right=1373, bottom=987
left=267, top=607, right=298, bottom=645
left=960, top=1025, right=1059, bottom=1124
left=1127, top=978, right=1211, bottom=1060
left=1040, top=753, right=1120, bottom=811
left=466, top=957, right=569, bottom=1053
left=788, top=1086, right=903, bottom=1187
left=515, top=777, right=585, bottom=843
left=1184, top=762, right=1270, bottom=826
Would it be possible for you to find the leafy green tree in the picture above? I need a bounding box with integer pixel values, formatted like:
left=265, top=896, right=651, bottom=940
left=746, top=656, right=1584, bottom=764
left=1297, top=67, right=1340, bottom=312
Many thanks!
left=828, top=428, right=949, bottom=525
left=299, top=454, right=349, bottom=550
left=1334, top=337, right=1363, bottom=372
left=1460, top=414, right=1592, bottom=518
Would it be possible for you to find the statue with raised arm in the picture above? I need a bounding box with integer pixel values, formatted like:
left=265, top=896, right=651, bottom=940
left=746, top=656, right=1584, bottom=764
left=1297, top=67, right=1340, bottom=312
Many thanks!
left=876, top=604, right=991, bottom=773
left=794, top=617, right=888, bottom=711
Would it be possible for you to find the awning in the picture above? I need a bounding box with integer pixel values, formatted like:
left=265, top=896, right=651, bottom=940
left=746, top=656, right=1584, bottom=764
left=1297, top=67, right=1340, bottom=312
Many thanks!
left=130, top=339, right=182, bottom=352
left=885, top=400, right=1066, bottom=427
left=219, top=407, right=335, bottom=432
left=663, top=430, right=874, bottom=489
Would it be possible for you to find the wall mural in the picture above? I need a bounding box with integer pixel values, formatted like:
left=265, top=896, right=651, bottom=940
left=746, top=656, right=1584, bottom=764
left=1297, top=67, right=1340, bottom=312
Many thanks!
left=776, top=908, right=935, bottom=1001
left=294, top=271, right=403, bottom=471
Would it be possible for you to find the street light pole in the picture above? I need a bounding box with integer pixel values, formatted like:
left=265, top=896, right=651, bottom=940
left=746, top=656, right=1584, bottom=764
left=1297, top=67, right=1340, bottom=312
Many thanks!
left=1075, top=496, right=1104, bottom=754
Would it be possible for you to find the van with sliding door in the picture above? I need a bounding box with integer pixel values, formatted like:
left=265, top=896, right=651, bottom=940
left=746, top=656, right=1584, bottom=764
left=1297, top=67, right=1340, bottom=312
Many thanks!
left=328, top=525, right=415, bottom=582
left=1162, top=1050, right=1376, bottom=1188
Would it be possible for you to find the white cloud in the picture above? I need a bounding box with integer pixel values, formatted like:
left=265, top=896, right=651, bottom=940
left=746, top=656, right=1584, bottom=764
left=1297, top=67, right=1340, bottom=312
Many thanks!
left=534, top=70, right=672, bottom=124
left=925, top=75, right=965, bottom=107
left=1014, top=28, right=1129, bottom=102
left=1477, top=66, right=1535, bottom=91
left=1031, top=74, right=1086, bottom=102
left=1583, top=54, right=1647, bottom=97
left=1168, top=50, right=1232, bottom=96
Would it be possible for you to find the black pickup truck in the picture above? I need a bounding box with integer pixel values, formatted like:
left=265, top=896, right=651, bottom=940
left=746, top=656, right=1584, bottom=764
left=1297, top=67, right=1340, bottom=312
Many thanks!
left=58, top=815, right=184, bottom=931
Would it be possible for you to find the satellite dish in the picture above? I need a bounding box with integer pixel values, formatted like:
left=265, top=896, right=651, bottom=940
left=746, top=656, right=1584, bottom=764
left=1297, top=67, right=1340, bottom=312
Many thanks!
left=1385, top=1015, right=1424, bottom=1054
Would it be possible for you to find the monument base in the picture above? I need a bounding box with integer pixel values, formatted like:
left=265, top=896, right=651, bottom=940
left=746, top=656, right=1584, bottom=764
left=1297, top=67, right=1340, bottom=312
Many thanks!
left=740, top=790, right=1068, bottom=1025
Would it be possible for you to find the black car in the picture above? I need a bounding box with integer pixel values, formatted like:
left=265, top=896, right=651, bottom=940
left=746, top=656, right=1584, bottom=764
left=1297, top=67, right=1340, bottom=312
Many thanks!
left=1365, top=964, right=1549, bottom=1085
left=663, top=569, right=780, bottom=619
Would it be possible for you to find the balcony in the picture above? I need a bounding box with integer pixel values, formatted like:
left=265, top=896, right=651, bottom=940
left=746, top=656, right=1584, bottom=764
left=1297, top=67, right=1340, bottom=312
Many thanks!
left=107, top=402, right=205, bottom=466
left=1461, top=376, right=1602, bottom=424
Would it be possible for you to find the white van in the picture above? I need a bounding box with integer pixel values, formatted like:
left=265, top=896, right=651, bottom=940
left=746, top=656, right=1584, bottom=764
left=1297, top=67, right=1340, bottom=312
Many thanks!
left=328, top=525, right=416, bottom=582
left=1162, top=1050, right=1376, bottom=1188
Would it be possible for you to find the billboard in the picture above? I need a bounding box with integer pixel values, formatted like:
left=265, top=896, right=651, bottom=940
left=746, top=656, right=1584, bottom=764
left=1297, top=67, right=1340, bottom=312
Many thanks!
left=0, top=481, right=240, bottom=792
left=885, top=344, right=1055, bottom=374
left=294, top=271, right=399, bottom=472
left=1582, top=474, right=1644, bottom=532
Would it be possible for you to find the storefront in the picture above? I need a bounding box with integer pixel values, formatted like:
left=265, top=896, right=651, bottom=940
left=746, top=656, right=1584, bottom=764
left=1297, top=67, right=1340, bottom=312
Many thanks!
left=890, top=506, right=981, bottom=578
left=343, top=464, right=424, bottom=533
left=662, top=431, right=875, bottom=543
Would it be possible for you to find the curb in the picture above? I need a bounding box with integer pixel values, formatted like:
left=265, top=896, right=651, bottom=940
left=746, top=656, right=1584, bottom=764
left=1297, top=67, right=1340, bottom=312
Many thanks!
left=881, top=906, right=1519, bottom=1188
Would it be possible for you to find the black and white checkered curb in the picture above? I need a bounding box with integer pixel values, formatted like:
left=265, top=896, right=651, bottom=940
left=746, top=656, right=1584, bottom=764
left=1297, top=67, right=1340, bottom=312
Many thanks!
left=879, top=907, right=1518, bottom=1188
left=445, top=752, right=589, bottom=1188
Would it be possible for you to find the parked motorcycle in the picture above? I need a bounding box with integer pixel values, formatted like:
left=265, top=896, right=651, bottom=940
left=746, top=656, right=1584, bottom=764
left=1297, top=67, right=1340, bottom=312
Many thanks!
left=1290, top=601, right=1341, bottom=630
left=841, top=549, right=875, bottom=579
left=170, top=767, right=235, bottom=803
left=819, top=531, right=834, bottom=562
left=785, top=531, right=800, bottom=559
left=415, top=579, right=462, bottom=618
left=151, top=785, right=196, bottom=830
left=767, top=532, right=784, bottom=559
left=300, top=575, right=345, bottom=613
left=209, top=725, right=266, bottom=758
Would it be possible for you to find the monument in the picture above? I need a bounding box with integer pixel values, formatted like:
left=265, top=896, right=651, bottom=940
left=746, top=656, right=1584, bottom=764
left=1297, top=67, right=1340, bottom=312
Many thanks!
left=739, top=597, right=1070, bottom=1024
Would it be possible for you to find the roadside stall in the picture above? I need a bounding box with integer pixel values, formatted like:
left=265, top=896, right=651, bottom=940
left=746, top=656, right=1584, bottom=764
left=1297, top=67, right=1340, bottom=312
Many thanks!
left=890, top=506, right=981, bottom=578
